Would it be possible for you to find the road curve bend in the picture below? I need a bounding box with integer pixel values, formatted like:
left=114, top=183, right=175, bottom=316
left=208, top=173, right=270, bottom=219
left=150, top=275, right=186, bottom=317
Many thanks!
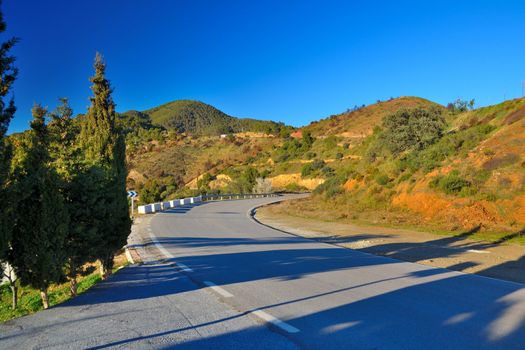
left=2, top=195, right=525, bottom=350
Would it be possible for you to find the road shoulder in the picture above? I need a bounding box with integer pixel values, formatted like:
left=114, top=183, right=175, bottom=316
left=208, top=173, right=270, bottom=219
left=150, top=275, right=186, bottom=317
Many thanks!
left=255, top=203, right=525, bottom=285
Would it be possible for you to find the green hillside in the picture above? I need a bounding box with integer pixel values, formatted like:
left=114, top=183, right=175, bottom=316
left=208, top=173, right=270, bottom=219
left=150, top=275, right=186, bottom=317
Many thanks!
left=141, top=99, right=286, bottom=136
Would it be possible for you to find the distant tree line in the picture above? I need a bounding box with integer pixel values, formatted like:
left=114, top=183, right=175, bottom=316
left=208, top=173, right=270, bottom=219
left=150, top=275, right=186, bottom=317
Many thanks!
left=0, top=9, right=131, bottom=310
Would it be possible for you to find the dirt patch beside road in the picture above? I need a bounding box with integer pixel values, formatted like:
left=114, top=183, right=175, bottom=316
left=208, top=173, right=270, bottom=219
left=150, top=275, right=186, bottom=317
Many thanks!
left=256, top=204, right=525, bottom=285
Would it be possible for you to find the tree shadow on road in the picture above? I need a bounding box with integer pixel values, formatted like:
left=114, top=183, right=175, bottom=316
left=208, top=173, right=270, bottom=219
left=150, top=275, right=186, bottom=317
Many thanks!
left=8, top=226, right=525, bottom=350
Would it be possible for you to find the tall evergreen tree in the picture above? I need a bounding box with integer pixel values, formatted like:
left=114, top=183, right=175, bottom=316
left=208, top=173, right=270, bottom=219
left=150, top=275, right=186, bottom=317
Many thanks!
left=80, top=53, right=131, bottom=279
left=48, top=98, right=96, bottom=296
left=0, top=3, right=18, bottom=262
left=8, top=104, right=69, bottom=309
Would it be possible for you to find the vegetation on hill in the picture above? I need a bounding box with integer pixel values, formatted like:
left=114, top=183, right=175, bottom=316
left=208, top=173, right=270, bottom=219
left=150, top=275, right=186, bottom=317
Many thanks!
left=126, top=95, right=524, bottom=239
left=140, top=99, right=290, bottom=136
left=301, top=96, right=442, bottom=139
left=283, top=97, right=525, bottom=236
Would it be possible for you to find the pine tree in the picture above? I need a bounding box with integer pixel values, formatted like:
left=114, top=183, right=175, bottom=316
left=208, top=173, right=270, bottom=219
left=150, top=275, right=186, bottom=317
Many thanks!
left=79, top=53, right=131, bottom=279
left=8, top=104, right=69, bottom=309
left=0, top=3, right=18, bottom=262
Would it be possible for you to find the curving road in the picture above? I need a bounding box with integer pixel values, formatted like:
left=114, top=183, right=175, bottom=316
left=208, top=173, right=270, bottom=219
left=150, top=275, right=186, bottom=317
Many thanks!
left=2, top=195, right=525, bottom=349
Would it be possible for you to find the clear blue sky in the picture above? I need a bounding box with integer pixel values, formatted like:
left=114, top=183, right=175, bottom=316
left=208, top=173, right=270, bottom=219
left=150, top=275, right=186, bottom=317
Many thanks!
left=3, top=0, right=525, bottom=133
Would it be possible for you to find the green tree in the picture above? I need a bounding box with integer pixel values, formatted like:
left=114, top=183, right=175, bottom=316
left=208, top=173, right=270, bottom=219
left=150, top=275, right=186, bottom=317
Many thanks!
left=242, top=167, right=259, bottom=192
left=8, top=105, right=69, bottom=309
left=79, top=53, right=131, bottom=279
left=0, top=5, right=18, bottom=263
left=140, top=179, right=162, bottom=204
left=382, top=107, right=445, bottom=155
left=302, top=131, right=315, bottom=149
left=48, top=98, right=97, bottom=296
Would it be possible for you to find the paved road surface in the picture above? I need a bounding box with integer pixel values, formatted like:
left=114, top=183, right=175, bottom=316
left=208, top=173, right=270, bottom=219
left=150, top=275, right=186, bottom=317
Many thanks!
left=2, top=195, right=525, bottom=349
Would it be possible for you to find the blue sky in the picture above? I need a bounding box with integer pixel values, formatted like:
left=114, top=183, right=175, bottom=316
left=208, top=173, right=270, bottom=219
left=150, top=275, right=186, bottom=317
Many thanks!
left=3, top=0, right=525, bottom=133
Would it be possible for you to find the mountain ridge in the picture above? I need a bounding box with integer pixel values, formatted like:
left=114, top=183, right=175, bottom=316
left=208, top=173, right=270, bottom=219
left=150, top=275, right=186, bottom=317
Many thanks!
left=124, top=99, right=288, bottom=136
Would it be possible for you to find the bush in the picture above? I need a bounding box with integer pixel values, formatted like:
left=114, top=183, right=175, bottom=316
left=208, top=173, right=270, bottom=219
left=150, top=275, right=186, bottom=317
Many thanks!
left=301, top=159, right=326, bottom=178
left=397, top=172, right=412, bottom=183
left=314, top=175, right=344, bottom=199
left=139, top=179, right=163, bottom=204
left=375, top=174, right=390, bottom=186
left=429, top=172, right=471, bottom=195
left=382, top=107, right=446, bottom=155
left=404, top=123, right=497, bottom=173
left=321, top=166, right=335, bottom=177
left=305, top=151, right=316, bottom=159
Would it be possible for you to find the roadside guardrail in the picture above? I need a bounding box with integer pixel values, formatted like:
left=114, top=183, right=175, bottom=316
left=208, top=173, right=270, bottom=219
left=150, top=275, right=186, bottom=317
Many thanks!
left=137, top=193, right=280, bottom=215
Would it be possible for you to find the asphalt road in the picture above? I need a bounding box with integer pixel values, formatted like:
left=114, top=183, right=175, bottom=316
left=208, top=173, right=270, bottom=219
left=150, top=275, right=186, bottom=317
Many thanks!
left=2, top=195, right=525, bottom=349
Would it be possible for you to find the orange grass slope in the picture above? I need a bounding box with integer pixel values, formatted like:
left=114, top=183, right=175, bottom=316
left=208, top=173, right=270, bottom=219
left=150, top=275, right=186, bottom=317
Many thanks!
left=302, top=96, right=443, bottom=139
left=392, top=98, right=525, bottom=232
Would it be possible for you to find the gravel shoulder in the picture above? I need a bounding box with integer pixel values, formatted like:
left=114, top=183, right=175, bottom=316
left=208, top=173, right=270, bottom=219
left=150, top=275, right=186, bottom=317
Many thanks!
left=255, top=203, right=525, bottom=285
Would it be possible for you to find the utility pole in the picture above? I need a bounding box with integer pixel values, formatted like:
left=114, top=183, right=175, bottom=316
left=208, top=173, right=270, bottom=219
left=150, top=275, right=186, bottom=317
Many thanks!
left=522, top=80, right=524, bottom=98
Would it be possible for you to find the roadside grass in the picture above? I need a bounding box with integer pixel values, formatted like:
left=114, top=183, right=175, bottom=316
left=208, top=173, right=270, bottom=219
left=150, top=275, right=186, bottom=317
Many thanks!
left=267, top=199, right=525, bottom=245
left=0, top=257, right=129, bottom=323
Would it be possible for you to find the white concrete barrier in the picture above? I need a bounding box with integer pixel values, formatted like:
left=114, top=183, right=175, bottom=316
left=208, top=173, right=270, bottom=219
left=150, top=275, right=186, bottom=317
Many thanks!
left=138, top=204, right=153, bottom=214
left=137, top=194, right=275, bottom=215
left=190, top=196, right=202, bottom=204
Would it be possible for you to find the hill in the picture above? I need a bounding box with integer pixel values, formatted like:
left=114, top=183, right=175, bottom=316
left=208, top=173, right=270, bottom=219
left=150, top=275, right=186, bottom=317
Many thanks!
left=142, top=100, right=286, bottom=136
left=126, top=96, right=524, bottom=237
left=272, top=97, right=525, bottom=237
left=301, top=96, right=442, bottom=139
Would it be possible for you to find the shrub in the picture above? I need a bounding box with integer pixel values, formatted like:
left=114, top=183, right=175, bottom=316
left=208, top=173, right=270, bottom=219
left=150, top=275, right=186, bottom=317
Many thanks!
left=321, top=166, right=335, bottom=177
left=305, top=151, right=316, bottom=159
left=397, top=172, right=412, bottom=183
left=140, top=179, right=163, bottom=204
left=382, top=107, right=446, bottom=155
left=430, top=172, right=471, bottom=195
left=404, top=123, right=497, bottom=173
left=301, top=159, right=326, bottom=178
left=335, top=152, right=343, bottom=160
left=314, top=176, right=344, bottom=199
left=375, top=173, right=390, bottom=186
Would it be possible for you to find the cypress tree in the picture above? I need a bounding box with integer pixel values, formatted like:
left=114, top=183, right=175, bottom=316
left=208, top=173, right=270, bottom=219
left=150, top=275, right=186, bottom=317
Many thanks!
left=79, top=53, right=131, bottom=279
left=8, top=104, right=69, bottom=309
left=48, top=98, right=95, bottom=296
left=0, top=3, right=18, bottom=262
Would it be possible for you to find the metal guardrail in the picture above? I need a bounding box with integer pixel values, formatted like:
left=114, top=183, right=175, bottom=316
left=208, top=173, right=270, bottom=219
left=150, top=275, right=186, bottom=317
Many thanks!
left=201, top=193, right=280, bottom=201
